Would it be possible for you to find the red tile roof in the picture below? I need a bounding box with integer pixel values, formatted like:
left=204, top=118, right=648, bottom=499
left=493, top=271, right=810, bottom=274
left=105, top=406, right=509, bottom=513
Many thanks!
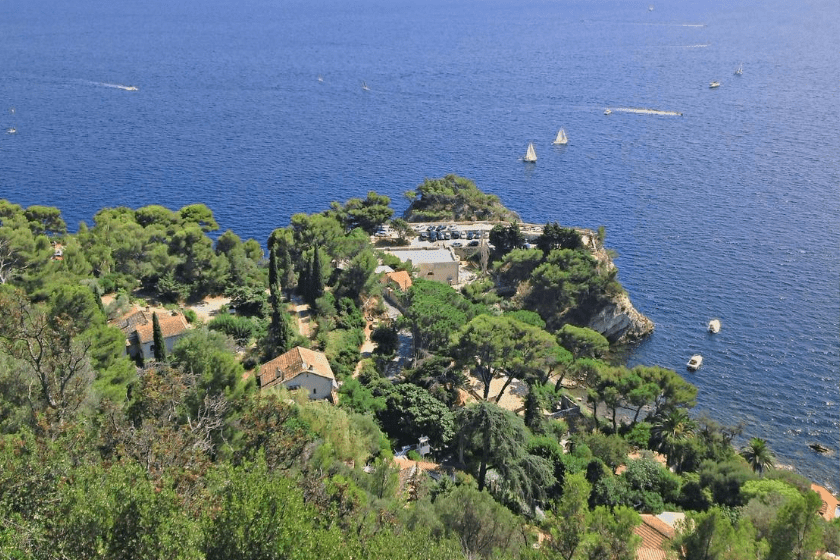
left=384, top=270, right=412, bottom=291
left=135, top=313, right=189, bottom=344
left=258, top=346, right=335, bottom=389
left=635, top=514, right=675, bottom=560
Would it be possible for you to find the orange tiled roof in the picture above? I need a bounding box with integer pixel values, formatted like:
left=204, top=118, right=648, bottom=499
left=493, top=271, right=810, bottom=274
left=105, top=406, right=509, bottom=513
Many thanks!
left=135, top=313, right=189, bottom=344
left=258, top=346, right=335, bottom=388
left=634, top=514, right=675, bottom=559
left=385, top=270, right=412, bottom=291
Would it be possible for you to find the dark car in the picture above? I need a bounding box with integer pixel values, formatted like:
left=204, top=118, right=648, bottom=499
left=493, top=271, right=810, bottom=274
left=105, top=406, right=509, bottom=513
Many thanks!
left=468, top=240, right=479, bottom=247
left=451, top=230, right=461, bottom=239
left=466, top=232, right=474, bottom=240
left=429, top=231, right=437, bottom=241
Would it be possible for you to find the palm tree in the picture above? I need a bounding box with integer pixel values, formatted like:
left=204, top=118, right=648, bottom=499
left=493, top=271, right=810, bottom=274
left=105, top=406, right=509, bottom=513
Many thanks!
left=740, top=437, right=774, bottom=475
left=650, top=408, right=696, bottom=471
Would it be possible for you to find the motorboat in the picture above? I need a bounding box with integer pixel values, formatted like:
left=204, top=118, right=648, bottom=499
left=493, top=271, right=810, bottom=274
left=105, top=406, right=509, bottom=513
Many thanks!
left=553, top=128, right=568, bottom=145
left=362, top=81, right=370, bottom=91
left=686, top=355, right=703, bottom=371
left=604, top=108, right=612, bottom=115
left=6, top=127, right=16, bottom=134
left=523, top=142, right=537, bottom=163
left=708, top=319, right=721, bottom=333
left=709, top=81, right=721, bottom=88
left=124, top=86, right=138, bottom=91
left=735, top=64, right=743, bottom=76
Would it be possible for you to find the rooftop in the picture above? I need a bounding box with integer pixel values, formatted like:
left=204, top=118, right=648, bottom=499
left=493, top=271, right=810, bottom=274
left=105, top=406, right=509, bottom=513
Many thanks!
left=385, top=246, right=458, bottom=264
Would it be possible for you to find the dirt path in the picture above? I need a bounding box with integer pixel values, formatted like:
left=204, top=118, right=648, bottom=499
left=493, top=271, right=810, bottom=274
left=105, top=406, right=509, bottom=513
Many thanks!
left=289, top=295, right=313, bottom=338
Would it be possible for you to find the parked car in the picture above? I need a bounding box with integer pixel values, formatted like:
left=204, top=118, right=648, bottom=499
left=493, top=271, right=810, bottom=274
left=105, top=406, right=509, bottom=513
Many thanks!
left=468, top=240, right=479, bottom=247
left=420, top=232, right=429, bottom=240
left=429, top=231, right=437, bottom=241
left=443, top=231, right=451, bottom=240
left=466, top=232, right=473, bottom=240
left=451, top=242, right=463, bottom=247
left=451, top=230, right=461, bottom=239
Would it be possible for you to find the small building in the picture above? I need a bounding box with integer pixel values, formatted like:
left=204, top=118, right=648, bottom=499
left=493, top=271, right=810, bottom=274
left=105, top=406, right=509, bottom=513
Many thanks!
left=381, top=270, right=413, bottom=292
left=258, top=346, right=339, bottom=403
left=113, top=308, right=190, bottom=361
left=384, top=247, right=459, bottom=285
left=634, top=513, right=682, bottom=560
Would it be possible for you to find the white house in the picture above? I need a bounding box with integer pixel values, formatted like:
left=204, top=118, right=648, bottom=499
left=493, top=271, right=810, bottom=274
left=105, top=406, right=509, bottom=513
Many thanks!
left=384, top=247, right=459, bottom=285
left=113, top=308, right=190, bottom=361
left=258, top=346, right=339, bottom=403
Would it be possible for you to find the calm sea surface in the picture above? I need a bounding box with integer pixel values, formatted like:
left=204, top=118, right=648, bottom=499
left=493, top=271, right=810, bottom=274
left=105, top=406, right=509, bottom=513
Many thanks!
left=2, top=0, right=838, bottom=489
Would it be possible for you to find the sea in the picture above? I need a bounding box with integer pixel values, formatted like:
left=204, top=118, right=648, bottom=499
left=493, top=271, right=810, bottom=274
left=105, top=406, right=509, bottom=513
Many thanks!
left=1, top=0, right=838, bottom=491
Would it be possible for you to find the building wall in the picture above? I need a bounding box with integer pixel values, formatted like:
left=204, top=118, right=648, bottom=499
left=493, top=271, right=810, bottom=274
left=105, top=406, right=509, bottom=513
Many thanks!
left=282, top=372, right=335, bottom=401
left=141, top=333, right=186, bottom=360
left=416, top=261, right=459, bottom=285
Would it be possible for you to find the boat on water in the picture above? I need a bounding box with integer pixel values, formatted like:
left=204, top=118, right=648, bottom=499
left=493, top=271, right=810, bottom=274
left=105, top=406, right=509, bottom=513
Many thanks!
left=124, top=86, right=138, bottom=91
left=6, top=127, right=16, bottom=134
left=708, top=319, right=721, bottom=333
left=318, top=75, right=324, bottom=82
left=553, top=128, right=568, bottom=145
left=709, top=81, right=721, bottom=88
left=735, top=64, right=743, bottom=76
left=687, top=355, right=703, bottom=371
left=523, top=142, right=537, bottom=163
left=604, top=108, right=612, bottom=115
left=361, top=81, right=370, bottom=91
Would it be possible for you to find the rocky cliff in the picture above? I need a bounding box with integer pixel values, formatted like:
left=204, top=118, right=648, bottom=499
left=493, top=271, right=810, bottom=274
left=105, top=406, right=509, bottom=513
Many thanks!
left=579, top=231, right=654, bottom=343
left=584, top=291, right=654, bottom=343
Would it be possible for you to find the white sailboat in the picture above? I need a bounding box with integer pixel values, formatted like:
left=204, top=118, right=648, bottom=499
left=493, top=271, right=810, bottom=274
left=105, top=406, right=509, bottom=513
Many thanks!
left=361, top=81, right=370, bottom=91
left=523, top=142, right=537, bottom=163
left=734, top=64, right=743, bottom=76
left=553, top=128, right=568, bottom=145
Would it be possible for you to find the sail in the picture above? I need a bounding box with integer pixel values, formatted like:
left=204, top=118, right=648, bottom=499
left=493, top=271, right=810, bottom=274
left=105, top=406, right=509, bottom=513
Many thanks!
left=524, top=142, right=537, bottom=162
left=553, top=128, right=568, bottom=145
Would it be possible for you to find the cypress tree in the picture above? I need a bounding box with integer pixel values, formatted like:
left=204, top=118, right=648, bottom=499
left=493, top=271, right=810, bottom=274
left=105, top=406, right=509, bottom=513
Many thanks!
left=281, top=245, right=296, bottom=298
left=311, top=244, right=324, bottom=302
left=268, top=245, right=279, bottom=304
left=152, top=311, right=166, bottom=362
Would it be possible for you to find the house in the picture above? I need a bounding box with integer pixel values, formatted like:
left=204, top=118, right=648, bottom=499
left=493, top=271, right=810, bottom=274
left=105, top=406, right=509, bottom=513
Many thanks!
left=381, top=270, right=413, bottom=292
left=258, top=346, right=338, bottom=403
left=634, top=513, right=682, bottom=560
left=113, top=308, right=190, bottom=361
left=384, top=247, right=459, bottom=285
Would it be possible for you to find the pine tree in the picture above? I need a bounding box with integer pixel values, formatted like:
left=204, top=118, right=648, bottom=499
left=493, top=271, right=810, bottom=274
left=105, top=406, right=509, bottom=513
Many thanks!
left=152, top=311, right=166, bottom=362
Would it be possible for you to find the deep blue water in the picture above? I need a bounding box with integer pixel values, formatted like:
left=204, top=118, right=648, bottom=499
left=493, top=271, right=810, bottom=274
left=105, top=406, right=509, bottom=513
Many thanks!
left=2, top=0, right=838, bottom=490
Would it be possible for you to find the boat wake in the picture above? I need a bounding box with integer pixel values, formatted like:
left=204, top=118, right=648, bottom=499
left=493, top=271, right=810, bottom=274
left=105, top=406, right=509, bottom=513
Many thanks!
left=612, top=107, right=683, bottom=116
left=87, top=81, right=138, bottom=91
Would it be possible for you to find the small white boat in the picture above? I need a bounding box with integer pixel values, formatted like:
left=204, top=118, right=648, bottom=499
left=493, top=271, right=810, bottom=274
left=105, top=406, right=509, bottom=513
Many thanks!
left=553, top=128, right=568, bottom=145
left=708, top=319, right=721, bottom=333
left=124, top=86, right=138, bottom=91
left=317, top=75, right=324, bottom=82
left=687, top=355, right=703, bottom=371
left=604, top=108, right=612, bottom=115
left=523, top=142, right=537, bottom=163
left=734, top=64, right=743, bottom=76
left=361, top=81, right=370, bottom=91
left=709, top=81, right=721, bottom=88
left=6, top=127, right=16, bottom=134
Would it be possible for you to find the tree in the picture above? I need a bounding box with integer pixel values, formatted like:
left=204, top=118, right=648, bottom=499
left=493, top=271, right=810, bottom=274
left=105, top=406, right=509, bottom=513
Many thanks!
left=340, top=191, right=394, bottom=234
left=547, top=472, right=591, bottom=560
left=370, top=325, right=399, bottom=356
left=558, top=324, right=610, bottom=360
left=0, top=286, right=97, bottom=427
left=673, top=508, right=765, bottom=560
left=650, top=409, right=697, bottom=471
left=152, top=312, right=166, bottom=362
left=453, top=314, right=561, bottom=402
left=455, top=401, right=555, bottom=502
left=740, top=437, right=775, bottom=476
left=537, top=222, right=582, bottom=254
left=489, top=222, right=525, bottom=257
left=434, top=484, right=526, bottom=559
left=377, top=383, right=454, bottom=449
left=766, top=490, right=824, bottom=560
left=401, top=279, right=483, bottom=356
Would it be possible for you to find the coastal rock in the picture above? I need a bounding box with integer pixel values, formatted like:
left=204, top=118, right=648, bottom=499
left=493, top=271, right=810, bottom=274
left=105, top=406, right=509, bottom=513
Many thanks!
left=585, top=291, right=654, bottom=343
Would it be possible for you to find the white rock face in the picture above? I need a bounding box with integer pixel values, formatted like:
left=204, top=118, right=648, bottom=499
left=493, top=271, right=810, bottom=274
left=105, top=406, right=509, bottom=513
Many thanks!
left=585, top=292, right=654, bottom=343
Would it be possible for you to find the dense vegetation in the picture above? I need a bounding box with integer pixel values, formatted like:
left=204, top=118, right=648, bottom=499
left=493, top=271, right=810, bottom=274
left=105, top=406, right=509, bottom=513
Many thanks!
left=403, top=174, right=520, bottom=223
left=1, top=180, right=837, bottom=559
